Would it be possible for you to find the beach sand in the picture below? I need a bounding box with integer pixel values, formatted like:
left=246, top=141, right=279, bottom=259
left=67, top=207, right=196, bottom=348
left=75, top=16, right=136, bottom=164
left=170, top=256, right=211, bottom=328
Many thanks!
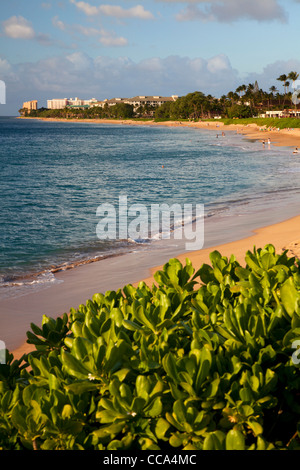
left=5, top=117, right=300, bottom=358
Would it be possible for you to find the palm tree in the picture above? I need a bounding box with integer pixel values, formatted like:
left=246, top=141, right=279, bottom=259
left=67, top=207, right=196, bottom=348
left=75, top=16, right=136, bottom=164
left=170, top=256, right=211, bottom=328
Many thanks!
left=236, top=85, right=245, bottom=98
left=277, top=74, right=287, bottom=91
left=269, top=86, right=278, bottom=108
left=277, top=74, right=289, bottom=108
left=288, top=71, right=299, bottom=112
left=244, top=84, right=255, bottom=113
left=227, top=91, right=239, bottom=105
left=288, top=71, right=299, bottom=87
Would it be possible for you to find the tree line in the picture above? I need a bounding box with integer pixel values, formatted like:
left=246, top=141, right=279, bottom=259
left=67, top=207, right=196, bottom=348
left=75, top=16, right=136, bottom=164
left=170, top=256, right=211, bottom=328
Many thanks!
left=156, top=71, right=300, bottom=120
left=20, top=70, right=300, bottom=121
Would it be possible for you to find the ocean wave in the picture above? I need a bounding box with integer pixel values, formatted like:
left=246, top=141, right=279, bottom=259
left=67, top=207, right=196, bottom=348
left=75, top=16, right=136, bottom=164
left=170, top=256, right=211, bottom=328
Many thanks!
left=0, top=271, right=63, bottom=300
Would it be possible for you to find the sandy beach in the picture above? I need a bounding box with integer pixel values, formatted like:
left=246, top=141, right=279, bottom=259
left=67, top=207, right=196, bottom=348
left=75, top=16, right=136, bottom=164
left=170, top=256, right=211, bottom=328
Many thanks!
left=5, top=117, right=300, bottom=359
left=25, top=116, right=300, bottom=149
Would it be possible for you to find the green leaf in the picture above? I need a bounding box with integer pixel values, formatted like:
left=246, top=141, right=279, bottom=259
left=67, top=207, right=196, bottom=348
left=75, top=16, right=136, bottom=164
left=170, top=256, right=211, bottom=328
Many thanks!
left=11, top=404, right=27, bottom=433
left=96, top=409, right=128, bottom=424
left=122, top=319, right=143, bottom=331
left=26, top=331, right=45, bottom=346
left=280, top=277, right=299, bottom=317
left=61, top=404, right=73, bottom=419
left=235, top=267, right=251, bottom=280
left=194, top=347, right=212, bottom=392
left=195, top=264, right=214, bottom=284
left=173, top=400, right=187, bottom=423
left=247, top=420, right=263, bottom=437
left=261, top=253, right=275, bottom=270
left=226, top=429, right=245, bottom=450
left=72, top=336, right=89, bottom=361
left=169, top=433, right=184, bottom=447
left=163, top=352, right=180, bottom=383
left=30, top=322, right=43, bottom=336
left=133, top=304, right=156, bottom=332
left=144, top=397, right=163, bottom=417
left=209, top=250, right=222, bottom=267
left=60, top=350, right=91, bottom=379
left=203, top=431, right=226, bottom=450
left=155, top=418, right=171, bottom=441
left=92, top=422, right=124, bottom=439
left=245, top=251, right=263, bottom=275
left=65, top=381, right=100, bottom=394
left=136, top=375, right=150, bottom=399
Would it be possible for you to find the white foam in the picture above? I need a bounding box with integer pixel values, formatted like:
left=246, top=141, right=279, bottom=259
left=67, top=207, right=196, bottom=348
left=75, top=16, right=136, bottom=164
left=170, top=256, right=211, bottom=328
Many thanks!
left=0, top=271, right=63, bottom=300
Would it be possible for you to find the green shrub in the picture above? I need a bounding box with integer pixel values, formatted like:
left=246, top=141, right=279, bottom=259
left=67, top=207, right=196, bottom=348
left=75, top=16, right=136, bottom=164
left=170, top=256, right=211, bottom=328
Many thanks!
left=0, top=245, right=300, bottom=450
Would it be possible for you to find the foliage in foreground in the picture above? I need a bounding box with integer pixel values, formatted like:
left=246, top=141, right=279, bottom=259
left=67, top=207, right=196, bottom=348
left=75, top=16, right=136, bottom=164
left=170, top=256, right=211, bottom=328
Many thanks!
left=0, top=245, right=300, bottom=450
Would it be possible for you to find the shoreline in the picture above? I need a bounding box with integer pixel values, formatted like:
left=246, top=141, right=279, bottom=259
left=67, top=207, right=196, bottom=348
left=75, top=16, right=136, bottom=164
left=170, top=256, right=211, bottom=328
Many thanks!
left=19, top=116, right=300, bottom=149
left=9, top=211, right=300, bottom=359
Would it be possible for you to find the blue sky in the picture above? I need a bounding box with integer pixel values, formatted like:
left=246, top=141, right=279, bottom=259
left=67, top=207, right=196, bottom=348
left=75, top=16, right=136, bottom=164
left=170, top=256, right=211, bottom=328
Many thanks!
left=1, top=0, right=300, bottom=114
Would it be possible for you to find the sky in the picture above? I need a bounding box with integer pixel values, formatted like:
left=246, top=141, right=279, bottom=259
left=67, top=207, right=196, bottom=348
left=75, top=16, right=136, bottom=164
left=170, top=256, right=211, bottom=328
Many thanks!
left=1, top=0, right=300, bottom=115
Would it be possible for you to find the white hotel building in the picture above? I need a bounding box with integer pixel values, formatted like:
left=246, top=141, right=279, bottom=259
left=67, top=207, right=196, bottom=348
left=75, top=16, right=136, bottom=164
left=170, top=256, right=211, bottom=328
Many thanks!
left=47, top=97, right=98, bottom=109
left=47, top=96, right=178, bottom=110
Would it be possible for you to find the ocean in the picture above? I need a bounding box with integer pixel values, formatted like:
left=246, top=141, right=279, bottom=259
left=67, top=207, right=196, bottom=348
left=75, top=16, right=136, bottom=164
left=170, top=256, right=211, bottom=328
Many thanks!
left=1, top=116, right=300, bottom=300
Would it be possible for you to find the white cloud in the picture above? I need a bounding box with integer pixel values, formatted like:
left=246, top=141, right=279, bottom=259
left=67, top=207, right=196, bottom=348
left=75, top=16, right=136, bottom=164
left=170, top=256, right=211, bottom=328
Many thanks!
left=98, top=5, right=154, bottom=20
left=52, top=16, right=66, bottom=31
left=73, top=24, right=102, bottom=36
left=244, top=59, right=300, bottom=92
left=66, top=51, right=94, bottom=70
left=158, top=0, right=287, bottom=23
left=70, top=1, right=154, bottom=19
left=99, top=30, right=128, bottom=47
left=4, top=52, right=300, bottom=115
left=207, top=55, right=232, bottom=73
left=52, top=17, right=129, bottom=47
left=0, top=58, right=13, bottom=80
left=2, top=52, right=240, bottom=103
left=69, top=0, right=99, bottom=16
left=2, top=16, right=35, bottom=39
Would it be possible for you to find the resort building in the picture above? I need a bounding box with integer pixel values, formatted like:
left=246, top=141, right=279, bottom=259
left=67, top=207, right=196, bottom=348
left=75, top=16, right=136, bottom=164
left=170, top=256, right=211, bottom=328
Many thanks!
left=47, top=97, right=100, bottom=109
left=259, top=109, right=300, bottom=118
left=47, top=98, right=68, bottom=109
left=125, top=95, right=179, bottom=110
left=22, top=100, right=38, bottom=114
left=96, top=97, right=127, bottom=108
left=46, top=95, right=179, bottom=111
left=91, top=95, right=179, bottom=117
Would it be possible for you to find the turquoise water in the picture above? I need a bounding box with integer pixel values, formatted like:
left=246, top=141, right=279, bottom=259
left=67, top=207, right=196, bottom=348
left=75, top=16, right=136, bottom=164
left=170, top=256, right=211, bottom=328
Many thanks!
left=1, top=116, right=300, bottom=298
